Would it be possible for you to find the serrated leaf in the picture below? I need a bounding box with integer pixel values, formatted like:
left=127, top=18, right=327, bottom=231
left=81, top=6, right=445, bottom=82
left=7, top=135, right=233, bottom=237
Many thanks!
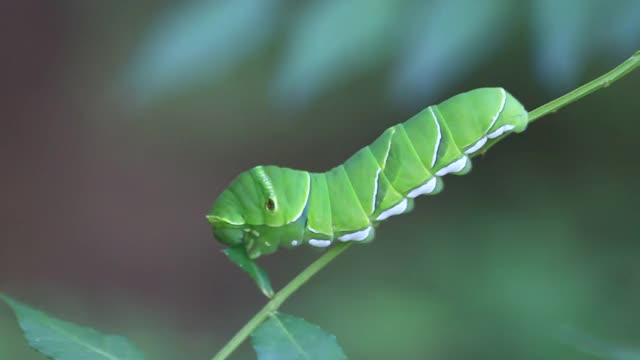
left=223, top=247, right=274, bottom=298
left=0, top=295, right=145, bottom=360
left=125, top=0, right=281, bottom=102
left=272, top=0, right=405, bottom=108
left=252, top=312, right=347, bottom=360
left=390, top=0, right=512, bottom=104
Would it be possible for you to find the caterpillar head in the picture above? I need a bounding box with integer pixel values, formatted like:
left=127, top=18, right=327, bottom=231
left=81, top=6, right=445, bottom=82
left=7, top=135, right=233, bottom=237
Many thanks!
left=208, top=165, right=310, bottom=258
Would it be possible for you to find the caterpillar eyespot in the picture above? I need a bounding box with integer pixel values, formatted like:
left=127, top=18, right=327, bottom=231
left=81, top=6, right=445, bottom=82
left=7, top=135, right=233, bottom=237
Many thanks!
left=265, top=199, right=276, bottom=212
left=209, top=88, right=528, bottom=259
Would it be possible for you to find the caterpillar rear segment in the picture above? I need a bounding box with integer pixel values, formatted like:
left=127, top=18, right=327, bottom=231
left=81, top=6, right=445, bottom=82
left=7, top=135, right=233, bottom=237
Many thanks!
left=208, top=88, right=528, bottom=259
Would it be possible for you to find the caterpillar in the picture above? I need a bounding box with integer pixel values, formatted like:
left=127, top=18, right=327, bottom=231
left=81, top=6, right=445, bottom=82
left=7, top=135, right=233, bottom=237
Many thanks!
left=208, top=88, right=528, bottom=259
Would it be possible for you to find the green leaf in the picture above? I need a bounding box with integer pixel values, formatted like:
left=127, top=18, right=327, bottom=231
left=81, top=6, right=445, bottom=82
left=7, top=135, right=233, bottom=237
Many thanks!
left=223, top=247, right=274, bottom=298
left=272, top=0, right=404, bottom=107
left=391, top=0, right=512, bottom=104
left=124, top=0, right=281, bottom=102
left=252, top=312, right=347, bottom=360
left=0, top=295, right=145, bottom=360
left=561, top=327, right=640, bottom=360
left=606, top=0, right=640, bottom=57
left=531, top=0, right=597, bottom=91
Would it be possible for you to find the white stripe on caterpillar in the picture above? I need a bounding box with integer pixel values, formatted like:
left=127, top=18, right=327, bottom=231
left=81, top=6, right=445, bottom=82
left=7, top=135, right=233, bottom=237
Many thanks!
left=407, top=177, right=438, bottom=198
left=376, top=198, right=408, bottom=221
left=371, top=168, right=381, bottom=213
left=309, top=239, right=331, bottom=247
left=429, top=107, right=442, bottom=168
left=465, top=137, right=487, bottom=154
left=487, top=88, right=507, bottom=133
left=289, top=172, right=311, bottom=223
left=487, top=124, right=515, bottom=139
left=436, top=156, right=468, bottom=176
left=338, top=226, right=372, bottom=242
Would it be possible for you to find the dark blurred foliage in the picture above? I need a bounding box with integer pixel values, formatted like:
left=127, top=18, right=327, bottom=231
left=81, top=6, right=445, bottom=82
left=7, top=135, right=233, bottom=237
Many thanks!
left=0, top=1, right=638, bottom=359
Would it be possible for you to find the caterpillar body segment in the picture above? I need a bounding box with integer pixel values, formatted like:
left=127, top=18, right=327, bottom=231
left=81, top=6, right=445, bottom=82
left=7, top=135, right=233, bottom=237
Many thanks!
left=208, top=88, right=528, bottom=258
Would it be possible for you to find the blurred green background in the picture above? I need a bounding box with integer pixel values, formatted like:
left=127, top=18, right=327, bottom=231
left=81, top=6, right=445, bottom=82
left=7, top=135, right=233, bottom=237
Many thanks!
left=1, top=1, right=638, bottom=359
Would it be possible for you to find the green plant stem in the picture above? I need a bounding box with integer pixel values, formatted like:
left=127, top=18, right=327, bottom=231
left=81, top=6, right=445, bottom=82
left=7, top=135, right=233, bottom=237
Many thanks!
left=211, top=50, right=640, bottom=360
left=211, top=243, right=351, bottom=360
left=528, top=50, right=640, bottom=123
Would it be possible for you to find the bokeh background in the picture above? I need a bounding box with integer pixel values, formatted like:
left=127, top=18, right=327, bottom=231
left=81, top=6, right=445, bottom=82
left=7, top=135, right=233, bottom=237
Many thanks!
left=1, top=1, right=639, bottom=359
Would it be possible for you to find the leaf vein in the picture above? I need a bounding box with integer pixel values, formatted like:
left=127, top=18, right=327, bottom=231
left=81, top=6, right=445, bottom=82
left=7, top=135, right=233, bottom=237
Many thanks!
left=272, top=314, right=311, bottom=360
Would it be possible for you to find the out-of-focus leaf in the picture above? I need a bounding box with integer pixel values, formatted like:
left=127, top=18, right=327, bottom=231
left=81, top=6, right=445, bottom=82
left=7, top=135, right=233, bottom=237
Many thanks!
left=561, top=327, right=640, bottom=360
left=606, top=0, right=640, bottom=57
left=0, top=295, right=145, bottom=360
left=125, top=0, right=281, bottom=102
left=301, top=285, right=442, bottom=359
left=272, top=0, right=405, bottom=108
left=390, top=0, right=512, bottom=105
left=252, top=312, right=347, bottom=360
left=531, top=0, right=598, bottom=92
left=223, top=247, right=274, bottom=298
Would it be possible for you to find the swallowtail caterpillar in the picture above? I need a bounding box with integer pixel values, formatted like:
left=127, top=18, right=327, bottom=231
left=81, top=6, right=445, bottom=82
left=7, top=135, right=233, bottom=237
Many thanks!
left=208, top=88, right=528, bottom=259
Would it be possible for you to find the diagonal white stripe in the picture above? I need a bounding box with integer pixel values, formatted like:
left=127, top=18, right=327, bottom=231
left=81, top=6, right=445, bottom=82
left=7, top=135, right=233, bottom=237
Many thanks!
left=429, top=107, right=442, bottom=168
left=288, top=172, right=311, bottom=223
left=487, top=88, right=507, bottom=133
left=371, top=168, right=381, bottom=213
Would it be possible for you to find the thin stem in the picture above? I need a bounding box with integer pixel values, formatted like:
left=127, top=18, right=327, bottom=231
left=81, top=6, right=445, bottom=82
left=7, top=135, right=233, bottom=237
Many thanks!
left=528, top=50, right=640, bottom=123
left=212, top=243, right=351, bottom=360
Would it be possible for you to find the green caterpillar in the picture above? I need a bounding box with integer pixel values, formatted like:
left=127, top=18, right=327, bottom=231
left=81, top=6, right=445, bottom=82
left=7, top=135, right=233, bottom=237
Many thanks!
left=208, top=88, right=528, bottom=259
